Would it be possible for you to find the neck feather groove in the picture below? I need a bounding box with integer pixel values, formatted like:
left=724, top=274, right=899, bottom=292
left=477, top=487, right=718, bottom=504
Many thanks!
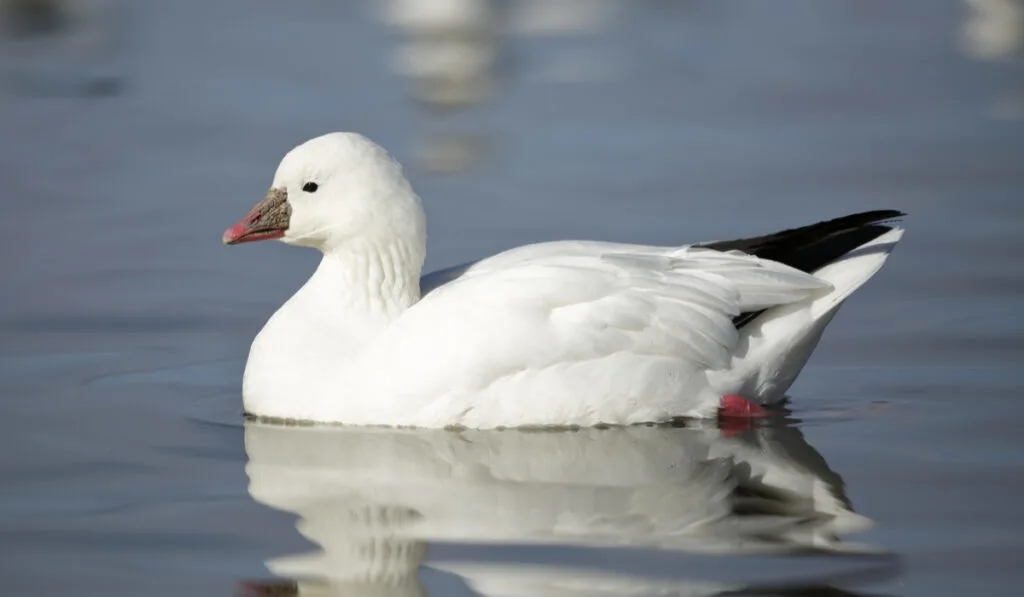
left=311, top=239, right=423, bottom=320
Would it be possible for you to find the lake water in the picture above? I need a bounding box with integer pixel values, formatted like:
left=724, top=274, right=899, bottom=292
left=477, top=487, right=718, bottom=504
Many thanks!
left=1, top=0, right=1022, bottom=595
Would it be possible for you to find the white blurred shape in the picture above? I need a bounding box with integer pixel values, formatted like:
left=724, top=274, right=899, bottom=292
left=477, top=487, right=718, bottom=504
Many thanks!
left=383, top=0, right=492, bottom=32
left=382, top=0, right=497, bottom=111
left=961, top=0, right=1024, bottom=59
left=511, top=0, right=620, bottom=36
left=415, top=132, right=490, bottom=174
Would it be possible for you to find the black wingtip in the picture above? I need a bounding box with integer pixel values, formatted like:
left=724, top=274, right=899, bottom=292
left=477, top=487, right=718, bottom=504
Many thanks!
left=700, top=209, right=908, bottom=261
left=701, top=209, right=908, bottom=329
left=792, top=209, right=907, bottom=234
left=860, top=209, right=907, bottom=225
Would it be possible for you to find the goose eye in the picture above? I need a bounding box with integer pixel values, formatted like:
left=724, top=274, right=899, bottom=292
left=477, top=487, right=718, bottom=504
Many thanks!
left=302, top=182, right=319, bottom=193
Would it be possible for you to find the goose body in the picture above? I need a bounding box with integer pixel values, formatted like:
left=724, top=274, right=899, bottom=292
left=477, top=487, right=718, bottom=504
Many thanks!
left=224, top=132, right=905, bottom=427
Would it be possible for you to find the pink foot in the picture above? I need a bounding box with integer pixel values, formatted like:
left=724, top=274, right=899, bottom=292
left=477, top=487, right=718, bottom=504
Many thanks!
left=718, top=394, right=768, bottom=437
left=719, top=394, right=768, bottom=418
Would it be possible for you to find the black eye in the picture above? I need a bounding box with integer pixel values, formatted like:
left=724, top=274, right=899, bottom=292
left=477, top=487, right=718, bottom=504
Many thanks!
left=302, top=182, right=319, bottom=193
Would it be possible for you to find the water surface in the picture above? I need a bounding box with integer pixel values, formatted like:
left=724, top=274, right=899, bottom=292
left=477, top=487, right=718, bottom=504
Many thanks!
left=1, top=0, right=1022, bottom=595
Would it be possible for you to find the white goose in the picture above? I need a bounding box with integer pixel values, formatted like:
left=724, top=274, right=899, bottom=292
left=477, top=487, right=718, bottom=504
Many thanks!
left=223, top=132, right=905, bottom=427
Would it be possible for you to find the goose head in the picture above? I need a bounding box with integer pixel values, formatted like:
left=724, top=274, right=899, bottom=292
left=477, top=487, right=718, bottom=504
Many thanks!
left=223, top=132, right=426, bottom=255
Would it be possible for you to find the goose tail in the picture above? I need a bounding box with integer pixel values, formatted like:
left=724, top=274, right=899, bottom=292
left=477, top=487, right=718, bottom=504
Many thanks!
left=708, top=212, right=906, bottom=402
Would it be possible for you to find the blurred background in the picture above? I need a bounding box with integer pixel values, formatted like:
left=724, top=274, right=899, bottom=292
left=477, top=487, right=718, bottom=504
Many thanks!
left=1, top=0, right=1022, bottom=596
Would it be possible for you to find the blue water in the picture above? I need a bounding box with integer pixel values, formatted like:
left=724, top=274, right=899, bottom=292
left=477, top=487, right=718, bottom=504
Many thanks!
left=1, top=0, right=1023, bottom=595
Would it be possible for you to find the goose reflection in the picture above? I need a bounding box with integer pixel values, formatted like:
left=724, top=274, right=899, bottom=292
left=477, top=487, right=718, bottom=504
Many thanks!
left=241, top=421, right=881, bottom=596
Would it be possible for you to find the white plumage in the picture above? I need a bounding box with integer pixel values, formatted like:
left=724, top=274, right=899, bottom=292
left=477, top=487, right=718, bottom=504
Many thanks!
left=226, top=132, right=904, bottom=427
